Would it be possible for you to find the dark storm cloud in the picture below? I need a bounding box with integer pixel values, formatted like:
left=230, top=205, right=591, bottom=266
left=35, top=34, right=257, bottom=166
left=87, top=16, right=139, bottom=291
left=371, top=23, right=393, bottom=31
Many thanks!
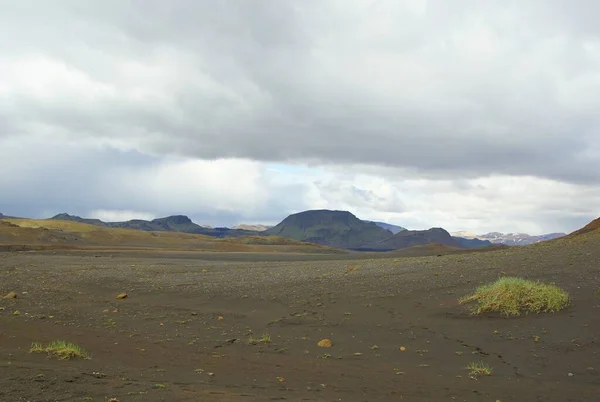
left=2, top=0, right=600, bottom=183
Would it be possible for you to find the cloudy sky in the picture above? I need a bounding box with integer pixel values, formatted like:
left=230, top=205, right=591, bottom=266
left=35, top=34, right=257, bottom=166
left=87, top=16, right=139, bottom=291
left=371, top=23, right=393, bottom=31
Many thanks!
left=1, top=0, right=599, bottom=234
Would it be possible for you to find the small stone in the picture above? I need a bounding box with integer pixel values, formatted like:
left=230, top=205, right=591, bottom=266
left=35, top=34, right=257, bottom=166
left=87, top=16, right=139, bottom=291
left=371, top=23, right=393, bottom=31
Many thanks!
left=217, top=316, right=224, bottom=321
left=207, top=372, right=215, bottom=377
left=116, top=293, right=128, bottom=300
left=317, top=338, right=333, bottom=348
left=3, top=291, right=17, bottom=299
left=399, top=346, right=406, bottom=351
left=276, top=376, right=285, bottom=383
left=568, top=372, right=574, bottom=377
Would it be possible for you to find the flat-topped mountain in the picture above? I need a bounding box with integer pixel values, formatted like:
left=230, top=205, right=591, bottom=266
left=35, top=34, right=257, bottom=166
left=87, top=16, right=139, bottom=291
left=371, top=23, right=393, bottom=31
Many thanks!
left=51, top=213, right=105, bottom=226
left=262, top=209, right=492, bottom=250
left=262, top=209, right=393, bottom=249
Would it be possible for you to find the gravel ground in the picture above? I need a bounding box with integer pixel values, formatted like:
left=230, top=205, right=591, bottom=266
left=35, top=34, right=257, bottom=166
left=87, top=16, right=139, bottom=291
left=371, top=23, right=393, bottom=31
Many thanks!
left=1, top=234, right=599, bottom=401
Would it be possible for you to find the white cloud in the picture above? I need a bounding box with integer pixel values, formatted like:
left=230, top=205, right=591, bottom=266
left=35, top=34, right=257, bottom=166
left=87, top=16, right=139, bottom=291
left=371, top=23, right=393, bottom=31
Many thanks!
left=1, top=1, right=599, bottom=234
left=89, top=209, right=156, bottom=222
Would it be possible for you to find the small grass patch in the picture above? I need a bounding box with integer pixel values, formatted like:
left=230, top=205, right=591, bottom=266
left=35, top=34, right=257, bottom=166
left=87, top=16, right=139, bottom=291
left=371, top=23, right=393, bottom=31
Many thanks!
left=30, top=340, right=90, bottom=360
left=248, top=332, right=272, bottom=345
left=459, top=277, right=570, bottom=316
left=466, top=361, right=492, bottom=379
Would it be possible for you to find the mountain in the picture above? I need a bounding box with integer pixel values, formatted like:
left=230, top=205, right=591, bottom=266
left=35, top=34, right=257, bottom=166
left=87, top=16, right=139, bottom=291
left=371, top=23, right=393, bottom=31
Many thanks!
left=232, top=224, right=272, bottom=231
left=110, top=215, right=202, bottom=232
left=450, top=230, right=567, bottom=246
left=451, top=236, right=494, bottom=249
left=363, top=227, right=463, bottom=251
left=51, top=213, right=106, bottom=226
left=476, top=232, right=566, bottom=246
left=450, top=230, right=477, bottom=239
left=49, top=213, right=257, bottom=238
left=368, top=221, right=407, bottom=234
left=262, top=210, right=394, bottom=249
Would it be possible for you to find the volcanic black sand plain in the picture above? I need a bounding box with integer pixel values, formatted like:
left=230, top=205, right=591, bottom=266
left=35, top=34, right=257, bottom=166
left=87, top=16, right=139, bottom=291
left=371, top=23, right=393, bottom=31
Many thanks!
left=1, top=220, right=599, bottom=401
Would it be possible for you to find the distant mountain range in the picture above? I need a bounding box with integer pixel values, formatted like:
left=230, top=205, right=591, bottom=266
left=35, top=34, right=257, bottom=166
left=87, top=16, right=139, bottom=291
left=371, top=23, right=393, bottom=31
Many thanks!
left=450, top=230, right=567, bottom=246
left=49, top=213, right=257, bottom=238
left=0, top=209, right=565, bottom=250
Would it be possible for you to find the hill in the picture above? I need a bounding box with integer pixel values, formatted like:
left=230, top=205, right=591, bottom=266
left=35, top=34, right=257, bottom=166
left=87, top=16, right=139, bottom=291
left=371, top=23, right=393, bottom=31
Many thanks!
left=0, top=218, right=345, bottom=254
left=264, top=210, right=496, bottom=251
left=451, top=236, right=494, bottom=249
left=567, top=216, right=600, bottom=237
left=361, top=227, right=462, bottom=251
left=262, top=210, right=393, bottom=249
left=50, top=213, right=257, bottom=238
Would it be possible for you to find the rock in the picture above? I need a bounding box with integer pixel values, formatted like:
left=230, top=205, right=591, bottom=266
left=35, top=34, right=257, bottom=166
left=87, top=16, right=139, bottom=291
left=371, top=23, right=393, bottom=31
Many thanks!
left=568, top=372, right=574, bottom=377
left=3, top=291, right=17, bottom=299
left=116, top=293, right=128, bottom=300
left=317, top=338, right=333, bottom=348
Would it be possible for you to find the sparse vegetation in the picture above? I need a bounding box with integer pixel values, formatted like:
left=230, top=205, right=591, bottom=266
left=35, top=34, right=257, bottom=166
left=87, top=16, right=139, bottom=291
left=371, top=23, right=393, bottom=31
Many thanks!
left=248, top=332, right=272, bottom=345
left=459, top=277, right=570, bottom=316
left=30, top=340, right=89, bottom=360
left=466, top=361, right=493, bottom=379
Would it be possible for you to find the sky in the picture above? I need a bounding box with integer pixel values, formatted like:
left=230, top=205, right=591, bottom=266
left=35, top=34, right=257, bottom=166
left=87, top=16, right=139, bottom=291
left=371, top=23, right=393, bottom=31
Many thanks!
left=1, top=0, right=599, bottom=234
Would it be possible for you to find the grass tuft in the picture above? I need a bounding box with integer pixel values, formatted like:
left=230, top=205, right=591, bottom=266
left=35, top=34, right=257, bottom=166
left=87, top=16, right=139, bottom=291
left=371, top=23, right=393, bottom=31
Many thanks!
left=30, top=340, right=90, bottom=360
left=466, top=361, right=492, bottom=379
left=248, top=332, right=272, bottom=345
left=459, top=277, right=570, bottom=316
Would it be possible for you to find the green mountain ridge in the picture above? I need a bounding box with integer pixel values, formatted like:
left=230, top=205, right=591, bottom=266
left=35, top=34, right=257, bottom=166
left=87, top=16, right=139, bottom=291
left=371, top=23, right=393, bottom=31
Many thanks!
left=263, top=210, right=493, bottom=250
left=263, top=209, right=394, bottom=249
